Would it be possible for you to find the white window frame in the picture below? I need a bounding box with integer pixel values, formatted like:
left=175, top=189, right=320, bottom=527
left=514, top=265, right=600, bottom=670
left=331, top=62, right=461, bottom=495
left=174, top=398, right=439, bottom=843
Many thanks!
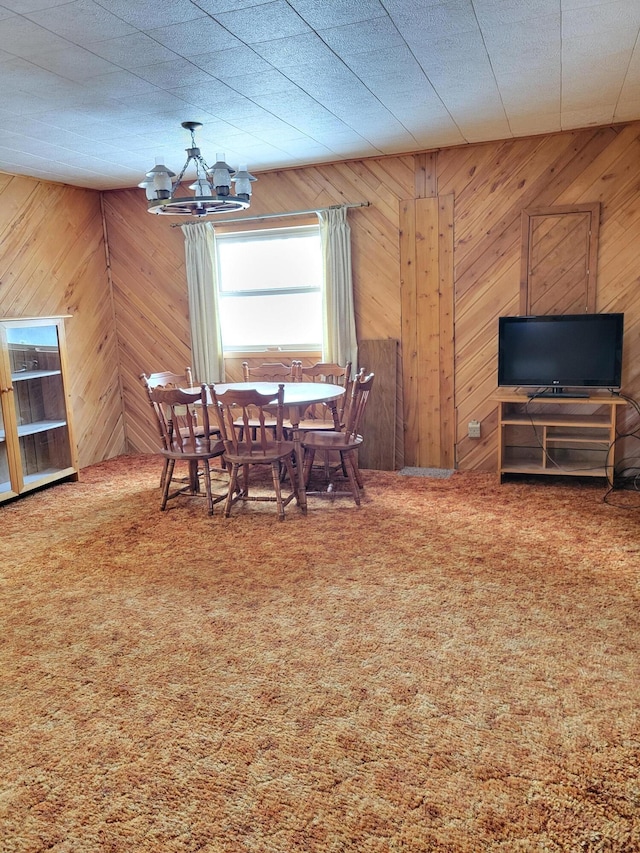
left=215, top=224, right=323, bottom=354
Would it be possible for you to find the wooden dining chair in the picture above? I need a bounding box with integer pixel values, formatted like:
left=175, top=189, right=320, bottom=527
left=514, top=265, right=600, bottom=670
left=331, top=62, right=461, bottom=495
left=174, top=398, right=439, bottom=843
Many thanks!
left=239, top=361, right=301, bottom=438
left=140, top=367, right=221, bottom=481
left=301, top=370, right=375, bottom=505
left=295, top=361, right=352, bottom=481
left=209, top=382, right=299, bottom=521
left=241, top=361, right=301, bottom=382
left=147, top=385, right=227, bottom=515
left=140, top=368, right=193, bottom=390
left=297, top=361, right=352, bottom=429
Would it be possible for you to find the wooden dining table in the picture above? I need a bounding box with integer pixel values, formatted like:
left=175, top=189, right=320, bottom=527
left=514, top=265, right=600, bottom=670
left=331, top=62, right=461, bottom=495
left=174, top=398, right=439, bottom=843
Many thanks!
left=195, top=381, right=346, bottom=513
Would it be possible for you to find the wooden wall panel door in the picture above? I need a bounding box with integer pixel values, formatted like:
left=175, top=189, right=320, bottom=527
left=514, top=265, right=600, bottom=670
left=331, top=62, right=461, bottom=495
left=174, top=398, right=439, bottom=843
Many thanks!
left=400, top=195, right=455, bottom=468
left=520, top=203, right=600, bottom=314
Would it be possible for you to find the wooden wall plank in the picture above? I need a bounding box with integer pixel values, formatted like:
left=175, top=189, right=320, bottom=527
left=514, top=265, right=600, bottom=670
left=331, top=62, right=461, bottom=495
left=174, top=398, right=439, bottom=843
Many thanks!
left=438, top=194, right=455, bottom=469
left=400, top=199, right=418, bottom=466
left=416, top=196, right=441, bottom=464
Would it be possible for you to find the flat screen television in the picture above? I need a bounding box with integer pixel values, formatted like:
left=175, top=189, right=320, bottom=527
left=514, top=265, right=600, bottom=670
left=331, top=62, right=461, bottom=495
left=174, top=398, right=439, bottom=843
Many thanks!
left=498, top=313, right=624, bottom=397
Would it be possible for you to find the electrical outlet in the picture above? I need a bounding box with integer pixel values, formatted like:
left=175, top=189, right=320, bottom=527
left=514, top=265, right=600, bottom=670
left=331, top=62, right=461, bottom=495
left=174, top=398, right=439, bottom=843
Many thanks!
left=468, top=420, right=481, bottom=439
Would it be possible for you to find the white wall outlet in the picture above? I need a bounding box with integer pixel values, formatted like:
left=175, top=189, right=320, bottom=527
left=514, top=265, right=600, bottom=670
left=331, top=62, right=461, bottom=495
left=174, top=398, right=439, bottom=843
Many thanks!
left=468, top=419, right=481, bottom=439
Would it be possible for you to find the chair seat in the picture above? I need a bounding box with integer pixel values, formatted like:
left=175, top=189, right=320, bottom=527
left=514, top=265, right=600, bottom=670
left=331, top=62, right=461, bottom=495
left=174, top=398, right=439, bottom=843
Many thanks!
left=162, top=437, right=225, bottom=459
left=296, top=418, right=340, bottom=432
left=301, top=431, right=363, bottom=452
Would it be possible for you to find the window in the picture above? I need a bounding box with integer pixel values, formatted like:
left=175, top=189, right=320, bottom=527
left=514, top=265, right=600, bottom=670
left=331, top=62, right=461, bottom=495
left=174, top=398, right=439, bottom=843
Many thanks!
left=215, top=224, right=323, bottom=351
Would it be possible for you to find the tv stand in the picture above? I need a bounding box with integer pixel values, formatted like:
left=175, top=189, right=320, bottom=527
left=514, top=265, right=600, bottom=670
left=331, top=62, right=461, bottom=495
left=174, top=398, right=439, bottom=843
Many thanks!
left=528, top=388, right=589, bottom=399
left=496, top=393, right=626, bottom=482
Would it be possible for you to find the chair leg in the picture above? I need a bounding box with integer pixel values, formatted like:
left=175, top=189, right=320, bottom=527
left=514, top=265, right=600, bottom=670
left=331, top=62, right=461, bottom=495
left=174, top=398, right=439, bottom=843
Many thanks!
left=202, top=459, right=214, bottom=516
left=224, top=464, right=240, bottom=517
left=161, top=459, right=176, bottom=510
left=282, top=455, right=299, bottom=506
left=303, top=447, right=316, bottom=486
left=270, top=461, right=286, bottom=520
left=159, top=459, right=169, bottom=491
left=343, top=451, right=361, bottom=505
left=351, top=450, right=363, bottom=489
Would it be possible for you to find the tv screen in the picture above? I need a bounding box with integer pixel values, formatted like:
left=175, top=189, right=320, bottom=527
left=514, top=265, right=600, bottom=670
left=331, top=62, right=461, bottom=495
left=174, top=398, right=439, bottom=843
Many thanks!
left=498, top=313, right=624, bottom=394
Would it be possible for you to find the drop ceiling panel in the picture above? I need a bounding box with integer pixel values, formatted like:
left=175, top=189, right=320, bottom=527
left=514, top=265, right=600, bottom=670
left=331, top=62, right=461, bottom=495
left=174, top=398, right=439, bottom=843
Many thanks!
left=0, top=0, right=637, bottom=189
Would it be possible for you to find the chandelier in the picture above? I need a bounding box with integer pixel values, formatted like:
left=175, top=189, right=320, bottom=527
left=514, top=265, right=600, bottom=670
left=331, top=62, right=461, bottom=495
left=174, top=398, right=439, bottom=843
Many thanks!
left=139, top=121, right=256, bottom=216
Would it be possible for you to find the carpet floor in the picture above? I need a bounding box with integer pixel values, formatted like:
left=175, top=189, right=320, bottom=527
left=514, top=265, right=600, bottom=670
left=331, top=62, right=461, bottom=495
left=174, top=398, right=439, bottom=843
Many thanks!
left=1, top=455, right=639, bottom=852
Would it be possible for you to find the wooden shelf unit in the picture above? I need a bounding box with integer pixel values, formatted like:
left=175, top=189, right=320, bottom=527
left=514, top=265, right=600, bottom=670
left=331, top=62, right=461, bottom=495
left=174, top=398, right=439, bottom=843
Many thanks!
left=0, top=317, right=78, bottom=503
left=496, top=393, right=627, bottom=482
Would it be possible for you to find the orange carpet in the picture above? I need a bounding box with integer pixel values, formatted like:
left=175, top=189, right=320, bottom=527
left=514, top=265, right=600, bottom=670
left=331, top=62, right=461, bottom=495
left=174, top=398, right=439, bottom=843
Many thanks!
left=1, top=454, right=639, bottom=851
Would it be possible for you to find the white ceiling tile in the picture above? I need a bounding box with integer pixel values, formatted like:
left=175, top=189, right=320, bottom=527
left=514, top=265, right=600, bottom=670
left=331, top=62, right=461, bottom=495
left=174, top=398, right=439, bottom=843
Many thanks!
left=132, top=59, right=215, bottom=89
left=145, top=17, right=242, bottom=56
left=458, top=117, right=513, bottom=142
left=191, top=46, right=272, bottom=79
left=0, top=13, right=71, bottom=56
left=391, top=0, right=479, bottom=42
left=291, top=0, right=387, bottom=29
left=31, top=44, right=120, bottom=80
left=412, top=29, right=492, bottom=67
left=1, top=0, right=78, bottom=11
left=81, top=70, right=161, bottom=97
left=562, top=0, right=640, bottom=37
left=474, top=0, right=559, bottom=27
left=561, top=104, right=616, bottom=127
left=220, top=69, right=301, bottom=98
left=25, top=0, right=137, bottom=43
left=507, top=112, right=561, bottom=135
left=94, top=0, right=205, bottom=29
left=213, top=1, right=312, bottom=44
left=193, top=0, right=272, bottom=13
left=320, top=18, right=405, bottom=57
left=482, top=14, right=561, bottom=55
left=614, top=96, right=640, bottom=121
left=561, top=0, right=614, bottom=9
left=252, top=32, right=335, bottom=67
left=89, top=32, right=183, bottom=68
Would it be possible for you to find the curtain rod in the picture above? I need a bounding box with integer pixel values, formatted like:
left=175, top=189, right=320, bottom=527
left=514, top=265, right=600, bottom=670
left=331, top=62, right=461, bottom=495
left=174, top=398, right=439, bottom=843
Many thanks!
left=172, top=201, right=370, bottom=227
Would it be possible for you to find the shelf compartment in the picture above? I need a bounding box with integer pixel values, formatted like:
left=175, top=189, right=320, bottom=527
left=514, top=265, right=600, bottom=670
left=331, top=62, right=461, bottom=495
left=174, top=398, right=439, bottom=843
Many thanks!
left=22, top=466, right=77, bottom=489
left=17, top=419, right=67, bottom=437
left=12, top=369, right=62, bottom=382
left=500, top=413, right=612, bottom=428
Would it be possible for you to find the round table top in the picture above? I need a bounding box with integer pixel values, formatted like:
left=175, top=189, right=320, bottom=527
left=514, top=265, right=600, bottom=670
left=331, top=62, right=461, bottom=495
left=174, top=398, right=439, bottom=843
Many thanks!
left=212, top=381, right=345, bottom=407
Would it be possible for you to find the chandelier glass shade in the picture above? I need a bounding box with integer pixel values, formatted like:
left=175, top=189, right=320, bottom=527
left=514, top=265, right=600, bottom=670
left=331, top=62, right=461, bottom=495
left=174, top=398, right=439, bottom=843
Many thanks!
left=139, top=121, right=256, bottom=216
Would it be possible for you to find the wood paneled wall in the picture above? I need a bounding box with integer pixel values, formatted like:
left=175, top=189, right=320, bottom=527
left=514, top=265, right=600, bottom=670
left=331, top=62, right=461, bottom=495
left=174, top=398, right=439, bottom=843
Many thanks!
left=440, top=124, right=640, bottom=469
left=4, top=121, right=640, bottom=475
left=0, top=173, right=124, bottom=468
left=103, top=123, right=640, bottom=472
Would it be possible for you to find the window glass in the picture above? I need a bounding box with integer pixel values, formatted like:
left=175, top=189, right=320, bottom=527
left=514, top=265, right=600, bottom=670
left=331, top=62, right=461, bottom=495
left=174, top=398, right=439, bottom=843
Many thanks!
left=216, top=225, right=322, bottom=351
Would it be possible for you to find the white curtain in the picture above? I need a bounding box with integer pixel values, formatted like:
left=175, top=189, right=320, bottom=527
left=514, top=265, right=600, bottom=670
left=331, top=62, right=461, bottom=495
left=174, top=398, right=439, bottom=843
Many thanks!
left=316, top=206, right=358, bottom=372
left=181, top=222, right=225, bottom=383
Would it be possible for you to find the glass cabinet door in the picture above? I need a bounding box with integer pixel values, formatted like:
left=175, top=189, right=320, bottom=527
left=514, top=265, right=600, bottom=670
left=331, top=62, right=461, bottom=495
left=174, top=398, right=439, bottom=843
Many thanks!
left=5, top=322, right=73, bottom=489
